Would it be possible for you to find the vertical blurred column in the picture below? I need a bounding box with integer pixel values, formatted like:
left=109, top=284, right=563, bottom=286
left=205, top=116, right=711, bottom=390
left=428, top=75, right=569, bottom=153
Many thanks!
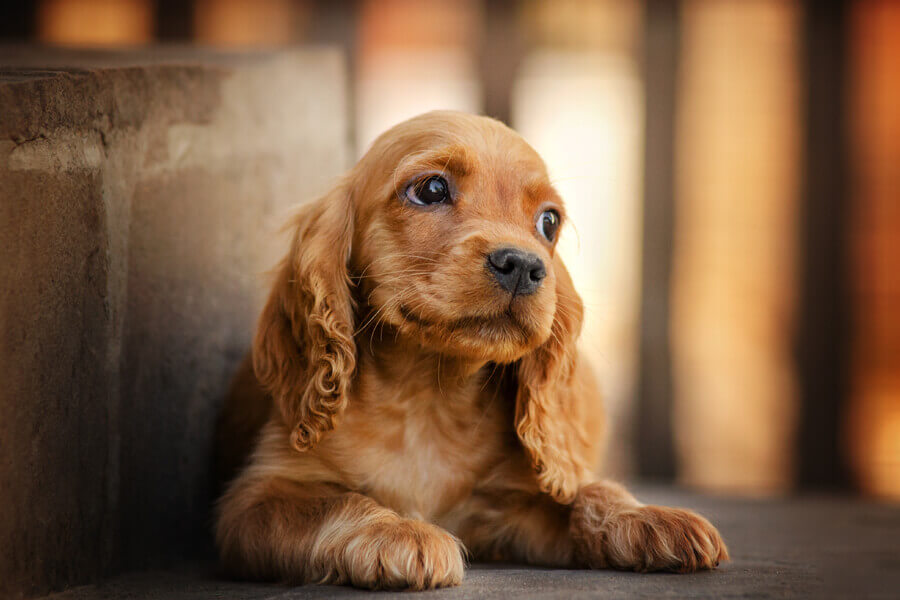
left=37, top=0, right=153, bottom=45
left=194, top=0, right=309, bottom=46
left=355, top=0, right=483, bottom=154
left=848, top=0, right=900, bottom=501
left=672, top=0, right=801, bottom=493
left=1, top=3, right=36, bottom=40
left=513, top=0, right=644, bottom=477
left=636, top=0, right=680, bottom=481
left=795, top=0, right=851, bottom=491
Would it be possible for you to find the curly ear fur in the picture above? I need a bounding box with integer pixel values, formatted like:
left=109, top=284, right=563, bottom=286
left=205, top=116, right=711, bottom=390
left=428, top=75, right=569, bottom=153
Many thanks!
left=515, top=255, right=592, bottom=504
left=252, top=182, right=356, bottom=452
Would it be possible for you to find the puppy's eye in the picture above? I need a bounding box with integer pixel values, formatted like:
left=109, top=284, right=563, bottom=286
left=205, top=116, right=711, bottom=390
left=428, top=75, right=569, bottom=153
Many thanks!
left=406, top=176, right=450, bottom=206
left=537, top=209, right=560, bottom=241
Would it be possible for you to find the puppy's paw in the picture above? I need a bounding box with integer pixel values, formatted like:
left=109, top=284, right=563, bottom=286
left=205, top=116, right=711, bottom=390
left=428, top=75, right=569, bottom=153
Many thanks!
left=574, top=498, right=728, bottom=573
left=340, top=519, right=465, bottom=590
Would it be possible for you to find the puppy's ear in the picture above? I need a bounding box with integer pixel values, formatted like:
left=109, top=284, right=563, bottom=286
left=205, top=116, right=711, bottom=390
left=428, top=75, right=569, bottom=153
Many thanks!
left=515, top=255, right=592, bottom=503
left=252, top=181, right=356, bottom=452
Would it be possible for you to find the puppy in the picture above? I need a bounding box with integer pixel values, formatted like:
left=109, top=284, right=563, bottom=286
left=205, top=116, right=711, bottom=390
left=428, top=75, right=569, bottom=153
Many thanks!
left=215, top=111, right=727, bottom=590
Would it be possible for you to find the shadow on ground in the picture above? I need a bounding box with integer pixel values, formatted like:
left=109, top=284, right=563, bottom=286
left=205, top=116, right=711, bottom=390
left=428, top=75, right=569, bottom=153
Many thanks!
left=44, top=488, right=900, bottom=599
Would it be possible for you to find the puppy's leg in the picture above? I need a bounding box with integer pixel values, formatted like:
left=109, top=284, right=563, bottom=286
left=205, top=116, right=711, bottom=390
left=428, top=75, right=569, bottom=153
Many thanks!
left=216, top=477, right=464, bottom=589
left=452, top=481, right=727, bottom=573
left=447, top=489, right=578, bottom=566
left=570, top=481, right=729, bottom=572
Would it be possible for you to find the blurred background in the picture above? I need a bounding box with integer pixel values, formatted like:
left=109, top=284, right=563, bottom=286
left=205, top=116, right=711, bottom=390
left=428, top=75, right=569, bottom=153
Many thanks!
left=2, top=0, right=897, bottom=502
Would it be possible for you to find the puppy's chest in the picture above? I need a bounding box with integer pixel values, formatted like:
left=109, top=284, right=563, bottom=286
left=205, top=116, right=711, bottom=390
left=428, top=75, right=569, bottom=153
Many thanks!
left=334, top=387, right=509, bottom=519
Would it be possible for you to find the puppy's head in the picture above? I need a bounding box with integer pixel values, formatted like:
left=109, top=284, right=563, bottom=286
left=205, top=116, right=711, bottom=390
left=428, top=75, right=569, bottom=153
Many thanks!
left=254, top=111, right=586, bottom=501
left=350, top=111, right=575, bottom=363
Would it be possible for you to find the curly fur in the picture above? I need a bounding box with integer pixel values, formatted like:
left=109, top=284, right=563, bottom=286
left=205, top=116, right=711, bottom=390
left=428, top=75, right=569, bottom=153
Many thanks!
left=215, top=111, right=728, bottom=590
left=252, top=183, right=357, bottom=451
left=515, top=255, right=592, bottom=503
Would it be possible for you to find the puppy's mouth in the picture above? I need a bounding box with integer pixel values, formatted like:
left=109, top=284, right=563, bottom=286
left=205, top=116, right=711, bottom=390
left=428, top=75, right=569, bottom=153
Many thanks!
left=398, top=303, right=527, bottom=335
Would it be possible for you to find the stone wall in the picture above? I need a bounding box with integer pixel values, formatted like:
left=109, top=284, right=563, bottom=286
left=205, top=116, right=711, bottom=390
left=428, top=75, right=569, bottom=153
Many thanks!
left=0, top=47, right=348, bottom=598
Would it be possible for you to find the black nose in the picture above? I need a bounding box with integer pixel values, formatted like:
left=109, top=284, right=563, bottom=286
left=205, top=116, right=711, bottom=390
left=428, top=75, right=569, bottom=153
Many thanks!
left=486, top=247, right=546, bottom=296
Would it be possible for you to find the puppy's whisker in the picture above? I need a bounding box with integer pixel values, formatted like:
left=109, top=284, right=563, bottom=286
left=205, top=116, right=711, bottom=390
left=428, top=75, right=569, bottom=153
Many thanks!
left=355, top=294, right=401, bottom=336
left=437, top=145, right=456, bottom=181
left=354, top=267, right=423, bottom=282
left=353, top=255, right=439, bottom=280
left=367, top=252, right=439, bottom=263
left=478, top=360, right=502, bottom=395
left=356, top=270, right=434, bottom=281
left=357, top=266, right=435, bottom=276
left=373, top=292, right=417, bottom=350
left=357, top=281, right=420, bottom=338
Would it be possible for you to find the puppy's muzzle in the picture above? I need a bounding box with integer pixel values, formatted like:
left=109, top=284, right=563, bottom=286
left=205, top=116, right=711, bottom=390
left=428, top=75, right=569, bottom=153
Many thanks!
left=487, top=247, right=546, bottom=296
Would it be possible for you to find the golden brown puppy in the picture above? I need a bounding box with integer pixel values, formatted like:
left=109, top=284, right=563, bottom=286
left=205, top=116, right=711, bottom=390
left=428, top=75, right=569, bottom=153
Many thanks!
left=215, top=111, right=728, bottom=590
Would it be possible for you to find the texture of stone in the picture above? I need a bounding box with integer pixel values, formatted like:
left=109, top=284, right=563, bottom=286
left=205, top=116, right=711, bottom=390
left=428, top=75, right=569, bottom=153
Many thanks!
left=0, top=47, right=348, bottom=599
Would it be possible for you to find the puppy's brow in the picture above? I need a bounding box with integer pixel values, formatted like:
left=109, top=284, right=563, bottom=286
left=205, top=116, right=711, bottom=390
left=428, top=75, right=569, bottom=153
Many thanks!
left=523, top=179, right=556, bottom=203
left=396, top=144, right=476, bottom=180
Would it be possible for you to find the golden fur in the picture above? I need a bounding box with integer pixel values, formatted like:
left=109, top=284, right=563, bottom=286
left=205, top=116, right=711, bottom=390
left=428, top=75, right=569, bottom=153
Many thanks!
left=215, top=111, right=728, bottom=589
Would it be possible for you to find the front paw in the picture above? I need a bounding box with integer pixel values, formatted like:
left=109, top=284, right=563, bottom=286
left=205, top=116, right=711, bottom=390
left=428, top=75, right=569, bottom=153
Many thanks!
left=574, top=500, right=729, bottom=573
left=339, top=519, right=465, bottom=590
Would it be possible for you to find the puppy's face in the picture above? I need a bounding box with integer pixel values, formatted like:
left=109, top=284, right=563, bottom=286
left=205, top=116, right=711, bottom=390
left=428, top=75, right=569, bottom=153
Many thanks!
left=349, top=112, right=565, bottom=363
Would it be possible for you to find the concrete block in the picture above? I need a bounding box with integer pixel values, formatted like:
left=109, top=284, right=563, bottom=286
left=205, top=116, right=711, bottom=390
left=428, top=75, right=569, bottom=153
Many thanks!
left=0, top=47, right=348, bottom=598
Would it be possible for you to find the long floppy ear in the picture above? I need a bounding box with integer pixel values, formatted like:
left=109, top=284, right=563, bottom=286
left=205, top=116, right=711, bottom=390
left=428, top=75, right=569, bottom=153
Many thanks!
left=515, top=254, right=592, bottom=503
left=252, top=181, right=356, bottom=452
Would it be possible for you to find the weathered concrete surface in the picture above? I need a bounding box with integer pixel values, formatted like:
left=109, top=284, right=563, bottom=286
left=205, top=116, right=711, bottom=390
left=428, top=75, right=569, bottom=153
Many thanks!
left=0, top=47, right=348, bottom=599
left=40, top=488, right=900, bottom=599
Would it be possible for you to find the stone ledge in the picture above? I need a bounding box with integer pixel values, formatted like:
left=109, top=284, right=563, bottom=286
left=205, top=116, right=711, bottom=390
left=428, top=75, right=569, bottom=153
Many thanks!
left=0, top=46, right=348, bottom=599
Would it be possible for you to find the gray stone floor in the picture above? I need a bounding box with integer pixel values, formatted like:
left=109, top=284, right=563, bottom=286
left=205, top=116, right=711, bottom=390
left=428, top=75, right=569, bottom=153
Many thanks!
left=45, top=488, right=900, bottom=599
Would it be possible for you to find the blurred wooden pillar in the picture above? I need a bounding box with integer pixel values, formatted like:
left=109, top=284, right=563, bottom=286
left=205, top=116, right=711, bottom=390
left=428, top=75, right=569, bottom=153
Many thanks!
left=0, top=2, right=36, bottom=40
left=481, top=0, right=526, bottom=125
left=848, top=0, right=900, bottom=500
left=672, top=0, right=801, bottom=493
left=635, top=0, right=679, bottom=481
left=156, top=0, right=194, bottom=41
left=795, top=0, right=851, bottom=490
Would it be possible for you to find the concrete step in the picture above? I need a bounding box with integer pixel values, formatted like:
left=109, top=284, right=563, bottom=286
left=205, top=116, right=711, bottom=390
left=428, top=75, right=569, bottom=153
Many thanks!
left=0, top=46, right=348, bottom=599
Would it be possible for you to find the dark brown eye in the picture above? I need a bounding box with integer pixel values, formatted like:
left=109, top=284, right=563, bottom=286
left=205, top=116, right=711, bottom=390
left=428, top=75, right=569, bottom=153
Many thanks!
left=537, top=209, right=560, bottom=241
left=406, top=176, right=450, bottom=206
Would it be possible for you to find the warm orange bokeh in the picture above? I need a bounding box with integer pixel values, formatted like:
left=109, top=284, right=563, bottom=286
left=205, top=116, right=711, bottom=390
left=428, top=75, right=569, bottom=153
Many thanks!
left=38, top=0, right=153, bottom=46
left=849, top=0, right=900, bottom=501
left=672, top=0, right=801, bottom=494
left=194, top=0, right=307, bottom=47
